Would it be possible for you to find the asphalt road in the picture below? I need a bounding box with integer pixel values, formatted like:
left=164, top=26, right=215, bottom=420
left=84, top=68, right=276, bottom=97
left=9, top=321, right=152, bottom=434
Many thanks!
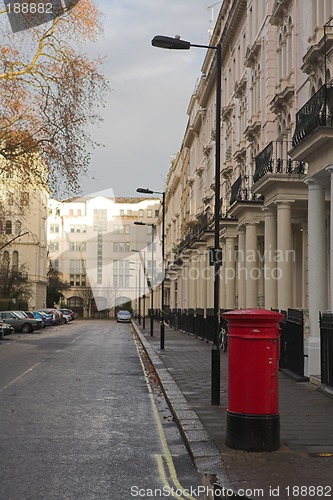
left=0, top=320, right=199, bottom=500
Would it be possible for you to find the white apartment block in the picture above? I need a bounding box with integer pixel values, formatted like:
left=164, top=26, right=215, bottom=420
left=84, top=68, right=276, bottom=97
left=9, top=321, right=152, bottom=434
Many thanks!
left=47, top=194, right=161, bottom=317
left=163, top=0, right=333, bottom=378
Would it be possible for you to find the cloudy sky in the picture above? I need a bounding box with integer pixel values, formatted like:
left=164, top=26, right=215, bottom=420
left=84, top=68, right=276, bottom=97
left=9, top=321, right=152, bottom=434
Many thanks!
left=81, top=0, right=219, bottom=198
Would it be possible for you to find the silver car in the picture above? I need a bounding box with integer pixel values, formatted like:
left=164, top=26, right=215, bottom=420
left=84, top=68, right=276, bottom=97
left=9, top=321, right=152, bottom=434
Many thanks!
left=116, top=310, right=132, bottom=323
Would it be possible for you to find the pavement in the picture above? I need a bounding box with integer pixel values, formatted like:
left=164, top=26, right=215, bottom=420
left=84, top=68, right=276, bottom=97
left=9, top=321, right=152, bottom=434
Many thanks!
left=132, top=319, right=333, bottom=500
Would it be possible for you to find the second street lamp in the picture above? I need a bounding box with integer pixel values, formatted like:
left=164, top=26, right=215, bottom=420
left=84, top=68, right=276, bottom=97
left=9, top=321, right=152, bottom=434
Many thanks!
left=134, top=221, right=156, bottom=337
left=151, top=35, right=222, bottom=406
left=137, top=187, right=165, bottom=350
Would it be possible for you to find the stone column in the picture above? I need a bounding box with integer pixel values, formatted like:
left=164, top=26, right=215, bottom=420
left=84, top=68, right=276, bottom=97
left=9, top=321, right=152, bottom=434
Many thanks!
left=263, top=207, right=277, bottom=309
left=224, top=236, right=236, bottom=309
left=220, top=240, right=226, bottom=309
left=304, top=177, right=328, bottom=376
left=176, top=268, right=183, bottom=310
left=245, top=222, right=258, bottom=308
left=198, top=251, right=207, bottom=310
left=188, top=253, right=196, bottom=309
left=237, top=226, right=246, bottom=308
left=326, top=166, right=333, bottom=311
left=182, top=257, right=190, bottom=310
left=205, top=247, right=214, bottom=309
left=275, top=201, right=294, bottom=310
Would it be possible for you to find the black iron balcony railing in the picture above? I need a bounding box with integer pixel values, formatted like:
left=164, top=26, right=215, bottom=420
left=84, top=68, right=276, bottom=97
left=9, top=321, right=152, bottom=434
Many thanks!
left=254, top=141, right=307, bottom=183
left=292, top=84, right=333, bottom=147
left=229, top=175, right=261, bottom=207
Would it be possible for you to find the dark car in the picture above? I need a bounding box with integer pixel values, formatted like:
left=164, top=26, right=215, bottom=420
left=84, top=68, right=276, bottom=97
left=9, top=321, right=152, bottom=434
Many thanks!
left=0, top=320, right=15, bottom=337
left=0, top=311, right=42, bottom=333
left=116, top=310, right=132, bottom=323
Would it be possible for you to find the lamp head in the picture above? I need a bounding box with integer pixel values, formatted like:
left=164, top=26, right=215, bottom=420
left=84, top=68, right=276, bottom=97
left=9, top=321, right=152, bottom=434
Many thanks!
left=137, top=187, right=154, bottom=194
left=151, top=35, right=191, bottom=50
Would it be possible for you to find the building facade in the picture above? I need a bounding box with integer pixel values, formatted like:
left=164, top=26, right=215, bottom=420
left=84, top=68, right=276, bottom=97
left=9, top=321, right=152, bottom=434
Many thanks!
left=0, top=166, right=49, bottom=309
left=163, top=0, right=333, bottom=377
left=47, top=195, right=161, bottom=317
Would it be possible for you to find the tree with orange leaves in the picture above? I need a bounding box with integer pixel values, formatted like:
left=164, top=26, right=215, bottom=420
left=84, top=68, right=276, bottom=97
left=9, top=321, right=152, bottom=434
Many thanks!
left=0, top=0, right=108, bottom=194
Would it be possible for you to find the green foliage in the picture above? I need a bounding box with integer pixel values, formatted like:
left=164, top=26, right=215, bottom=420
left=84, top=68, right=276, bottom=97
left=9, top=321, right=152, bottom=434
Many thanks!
left=46, top=266, right=70, bottom=307
left=0, top=264, right=32, bottom=303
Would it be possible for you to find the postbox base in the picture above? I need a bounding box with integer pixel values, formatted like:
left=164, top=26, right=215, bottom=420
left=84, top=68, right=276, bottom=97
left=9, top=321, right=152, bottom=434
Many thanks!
left=226, top=411, right=280, bottom=452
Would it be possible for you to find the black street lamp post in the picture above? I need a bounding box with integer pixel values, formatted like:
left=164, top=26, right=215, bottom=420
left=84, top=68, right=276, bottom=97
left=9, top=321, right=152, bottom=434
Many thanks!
left=131, top=249, right=141, bottom=324
left=136, top=187, right=165, bottom=350
left=134, top=221, right=156, bottom=337
left=151, top=35, right=222, bottom=405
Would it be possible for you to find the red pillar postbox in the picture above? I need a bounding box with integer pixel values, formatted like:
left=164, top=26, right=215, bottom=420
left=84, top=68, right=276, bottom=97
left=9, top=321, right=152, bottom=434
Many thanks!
left=223, top=308, right=284, bottom=452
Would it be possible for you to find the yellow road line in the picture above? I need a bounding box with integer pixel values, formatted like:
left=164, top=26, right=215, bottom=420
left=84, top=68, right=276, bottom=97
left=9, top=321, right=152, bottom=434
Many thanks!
left=134, top=337, right=197, bottom=500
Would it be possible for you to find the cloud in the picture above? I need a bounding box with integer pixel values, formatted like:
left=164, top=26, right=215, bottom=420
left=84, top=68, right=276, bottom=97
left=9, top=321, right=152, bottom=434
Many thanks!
left=81, top=0, right=213, bottom=197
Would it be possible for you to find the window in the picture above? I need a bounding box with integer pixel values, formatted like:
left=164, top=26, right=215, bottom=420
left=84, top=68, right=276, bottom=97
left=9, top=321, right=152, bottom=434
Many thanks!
left=126, top=210, right=132, bottom=216
left=12, top=251, right=20, bottom=271
left=5, top=221, right=12, bottom=235
left=50, top=224, right=59, bottom=234
left=50, top=259, right=59, bottom=270
left=69, top=259, right=86, bottom=273
left=70, top=274, right=86, bottom=287
left=70, top=224, right=86, bottom=233
left=70, top=242, right=86, bottom=252
left=68, top=296, right=83, bottom=308
left=155, top=210, right=159, bottom=217
left=49, top=242, right=59, bottom=252
left=147, top=210, right=152, bottom=218
left=113, top=224, right=130, bottom=234
left=113, top=242, right=130, bottom=252
left=139, top=209, right=144, bottom=217
left=93, top=209, right=107, bottom=231
left=69, top=209, right=74, bottom=216
left=113, top=260, right=130, bottom=287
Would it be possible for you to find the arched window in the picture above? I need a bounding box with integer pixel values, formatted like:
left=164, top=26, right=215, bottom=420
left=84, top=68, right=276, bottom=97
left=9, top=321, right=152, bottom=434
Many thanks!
left=5, top=220, right=12, bottom=235
left=12, top=251, right=19, bottom=272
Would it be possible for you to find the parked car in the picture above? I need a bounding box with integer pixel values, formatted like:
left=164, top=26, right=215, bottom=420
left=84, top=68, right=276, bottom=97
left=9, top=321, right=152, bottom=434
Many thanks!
left=0, top=320, right=15, bottom=337
left=34, top=311, right=53, bottom=327
left=24, top=311, right=46, bottom=328
left=24, top=311, right=52, bottom=328
left=59, top=309, right=75, bottom=323
left=116, top=310, right=132, bottom=323
left=15, top=311, right=44, bottom=331
left=38, top=309, right=63, bottom=326
left=0, top=311, right=42, bottom=333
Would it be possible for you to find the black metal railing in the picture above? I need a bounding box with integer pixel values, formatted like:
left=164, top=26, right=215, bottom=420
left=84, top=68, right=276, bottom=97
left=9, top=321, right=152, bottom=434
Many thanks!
left=229, top=175, right=261, bottom=207
left=292, top=84, right=333, bottom=147
left=254, top=141, right=307, bottom=183
left=279, top=308, right=307, bottom=380
left=320, top=312, right=333, bottom=389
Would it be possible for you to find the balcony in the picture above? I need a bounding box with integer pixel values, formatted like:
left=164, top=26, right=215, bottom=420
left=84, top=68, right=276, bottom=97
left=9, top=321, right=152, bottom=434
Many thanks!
left=292, top=84, right=333, bottom=148
left=254, top=141, right=307, bottom=184
left=229, top=175, right=262, bottom=208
